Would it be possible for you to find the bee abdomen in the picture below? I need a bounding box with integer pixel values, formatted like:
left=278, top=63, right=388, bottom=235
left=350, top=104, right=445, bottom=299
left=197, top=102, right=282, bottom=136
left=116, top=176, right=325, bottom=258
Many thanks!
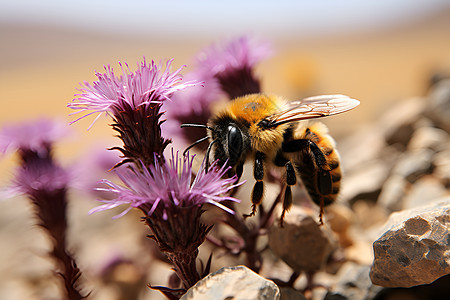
left=296, top=163, right=340, bottom=207
left=294, top=123, right=342, bottom=207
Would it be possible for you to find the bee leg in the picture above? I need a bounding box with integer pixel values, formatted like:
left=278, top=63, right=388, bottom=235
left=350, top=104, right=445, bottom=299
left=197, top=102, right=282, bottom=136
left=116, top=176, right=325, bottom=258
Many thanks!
left=308, top=141, right=332, bottom=194
left=307, top=141, right=332, bottom=226
left=229, top=162, right=244, bottom=198
left=280, top=161, right=296, bottom=227
left=283, top=139, right=332, bottom=225
left=244, top=151, right=265, bottom=219
left=236, top=163, right=244, bottom=181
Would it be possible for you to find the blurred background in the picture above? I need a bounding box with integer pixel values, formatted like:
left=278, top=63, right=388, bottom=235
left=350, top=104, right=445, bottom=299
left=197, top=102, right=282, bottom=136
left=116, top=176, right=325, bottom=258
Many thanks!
left=1, top=0, right=450, bottom=299
left=1, top=0, right=450, bottom=159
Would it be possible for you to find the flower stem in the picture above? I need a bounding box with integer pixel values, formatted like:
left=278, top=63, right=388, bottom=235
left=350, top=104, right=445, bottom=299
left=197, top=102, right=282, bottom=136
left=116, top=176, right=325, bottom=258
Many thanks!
left=31, top=188, right=85, bottom=299
left=166, top=251, right=201, bottom=289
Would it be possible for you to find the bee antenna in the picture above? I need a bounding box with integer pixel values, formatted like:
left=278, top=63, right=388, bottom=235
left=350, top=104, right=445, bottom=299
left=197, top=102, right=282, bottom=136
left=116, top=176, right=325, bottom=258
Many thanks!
left=181, top=123, right=214, bottom=131
left=183, top=136, right=210, bottom=156
left=204, top=139, right=217, bottom=172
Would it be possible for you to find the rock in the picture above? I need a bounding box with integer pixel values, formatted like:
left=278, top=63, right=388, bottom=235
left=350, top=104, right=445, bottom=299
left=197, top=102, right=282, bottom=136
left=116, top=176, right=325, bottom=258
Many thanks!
left=373, top=273, right=450, bottom=300
left=181, top=266, right=280, bottom=300
left=268, top=206, right=336, bottom=273
left=339, top=160, right=390, bottom=204
left=326, top=205, right=354, bottom=248
left=433, top=148, right=450, bottom=186
left=407, top=126, right=449, bottom=152
left=382, top=97, right=426, bottom=148
left=325, top=263, right=382, bottom=300
left=385, top=122, right=416, bottom=149
left=279, top=287, right=306, bottom=300
left=391, top=149, right=434, bottom=183
left=402, top=176, right=448, bottom=210
left=377, top=174, right=408, bottom=212
left=338, top=124, right=386, bottom=172
left=427, top=79, right=450, bottom=132
left=369, top=198, right=450, bottom=287
left=352, top=201, right=389, bottom=231
left=344, top=240, right=375, bottom=266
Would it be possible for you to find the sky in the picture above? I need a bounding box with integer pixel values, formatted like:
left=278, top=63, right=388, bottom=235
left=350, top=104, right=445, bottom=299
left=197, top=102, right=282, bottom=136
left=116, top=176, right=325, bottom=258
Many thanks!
left=1, top=0, right=450, bottom=39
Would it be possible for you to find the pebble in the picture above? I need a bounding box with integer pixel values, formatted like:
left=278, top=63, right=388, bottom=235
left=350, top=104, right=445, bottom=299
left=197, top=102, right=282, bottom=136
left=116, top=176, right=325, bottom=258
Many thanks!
left=370, top=198, right=450, bottom=288
left=181, top=265, right=280, bottom=300
left=391, top=148, right=434, bottom=183
left=325, top=263, right=382, bottom=300
left=268, top=206, right=336, bottom=273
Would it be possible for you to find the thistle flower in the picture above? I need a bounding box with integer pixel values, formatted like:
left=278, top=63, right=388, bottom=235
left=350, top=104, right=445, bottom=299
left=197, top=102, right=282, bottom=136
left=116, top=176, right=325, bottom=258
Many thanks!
left=164, top=70, right=222, bottom=147
left=0, top=118, right=69, bottom=156
left=1, top=119, right=72, bottom=197
left=0, top=119, right=85, bottom=300
left=91, top=151, right=241, bottom=218
left=68, top=58, right=201, bottom=167
left=164, top=37, right=272, bottom=148
left=90, top=151, right=242, bottom=289
left=196, top=36, right=273, bottom=99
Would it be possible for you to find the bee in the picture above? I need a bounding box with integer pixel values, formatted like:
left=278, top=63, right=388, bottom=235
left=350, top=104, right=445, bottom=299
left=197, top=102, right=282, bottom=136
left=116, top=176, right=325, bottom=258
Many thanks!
left=182, top=93, right=359, bottom=224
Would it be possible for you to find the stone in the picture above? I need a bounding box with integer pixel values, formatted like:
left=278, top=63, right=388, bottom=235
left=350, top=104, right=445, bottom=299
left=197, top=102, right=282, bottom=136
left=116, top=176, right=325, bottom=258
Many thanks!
left=339, top=160, right=390, bottom=204
left=325, top=263, right=382, bottom=300
left=351, top=201, right=389, bottom=231
left=377, top=174, right=408, bottom=212
left=433, top=148, right=450, bottom=185
left=372, top=274, right=450, bottom=299
left=279, top=287, right=306, bottom=300
left=369, top=198, right=450, bottom=287
left=326, top=205, right=354, bottom=248
left=382, top=97, right=426, bottom=148
left=427, top=79, right=450, bottom=132
left=344, top=240, right=374, bottom=266
left=391, top=149, right=434, bottom=183
left=407, top=126, right=449, bottom=152
left=337, top=124, right=386, bottom=172
left=402, top=176, right=448, bottom=210
left=180, top=266, right=280, bottom=300
left=268, top=206, right=336, bottom=273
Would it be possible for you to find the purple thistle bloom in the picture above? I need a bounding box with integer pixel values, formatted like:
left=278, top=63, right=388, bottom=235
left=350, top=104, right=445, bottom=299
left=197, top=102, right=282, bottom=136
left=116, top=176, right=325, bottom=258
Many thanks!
left=196, top=36, right=273, bottom=99
left=1, top=119, right=73, bottom=198
left=9, top=158, right=71, bottom=198
left=0, top=119, right=85, bottom=299
left=164, top=37, right=272, bottom=148
left=0, top=118, right=69, bottom=155
left=164, top=70, right=222, bottom=146
left=68, top=58, right=200, bottom=128
left=90, top=151, right=242, bottom=290
left=68, top=58, right=202, bottom=167
left=90, top=151, right=241, bottom=218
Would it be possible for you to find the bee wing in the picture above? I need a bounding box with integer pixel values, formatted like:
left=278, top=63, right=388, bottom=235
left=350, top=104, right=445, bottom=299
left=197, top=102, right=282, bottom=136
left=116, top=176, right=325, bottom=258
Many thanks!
left=267, top=95, right=360, bottom=126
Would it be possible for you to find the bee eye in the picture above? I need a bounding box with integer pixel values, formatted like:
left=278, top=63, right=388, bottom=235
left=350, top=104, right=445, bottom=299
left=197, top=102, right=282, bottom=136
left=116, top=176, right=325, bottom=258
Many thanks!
left=227, top=125, right=242, bottom=165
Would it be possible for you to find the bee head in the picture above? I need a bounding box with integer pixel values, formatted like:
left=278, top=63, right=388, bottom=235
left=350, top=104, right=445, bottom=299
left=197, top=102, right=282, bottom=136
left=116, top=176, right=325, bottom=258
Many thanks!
left=209, top=116, right=251, bottom=169
left=226, top=124, right=243, bottom=166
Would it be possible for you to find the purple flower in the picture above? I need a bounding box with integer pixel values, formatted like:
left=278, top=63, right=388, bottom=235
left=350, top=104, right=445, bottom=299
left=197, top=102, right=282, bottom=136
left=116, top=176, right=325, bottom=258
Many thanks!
left=164, top=36, right=272, bottom=147
left=1, top=119, right=73, bottom=197
left=91, top=151, right=243, bottom=290
left=198, top=36, right=272, bottom=76
left=163, top=70, right=222, bottom=148
left=90, top=151, right=241, bottom=218
left=8, top=158, right=70, bottom=198
left=0, top=118, right=69, bottom=155
left=196, top=36, right=273, bottom=99
left=68, top=58, right=202, bottom=167
left=68, top=58, right=200, bottom=128
left=0, top=119, right=85, bottom=299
